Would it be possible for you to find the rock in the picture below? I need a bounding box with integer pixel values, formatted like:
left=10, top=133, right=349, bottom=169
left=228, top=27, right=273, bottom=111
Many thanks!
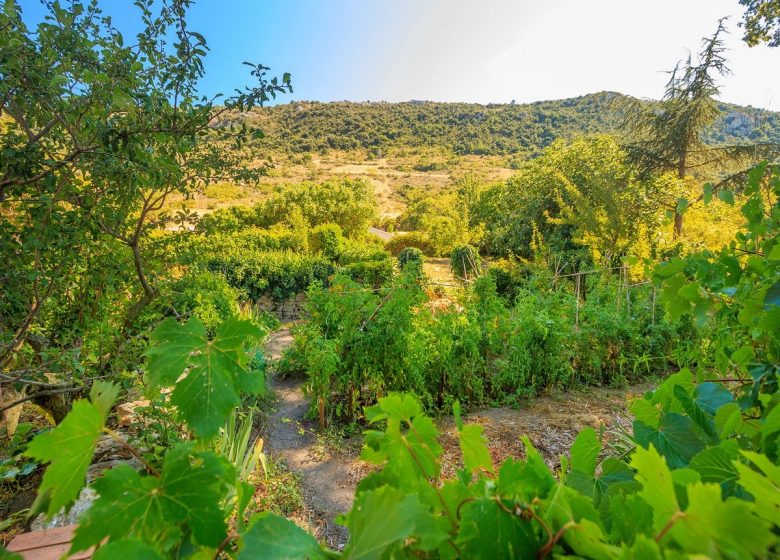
left=30, top=487, right=96, bottom=531
left=117, top=399, right=151, bottom=427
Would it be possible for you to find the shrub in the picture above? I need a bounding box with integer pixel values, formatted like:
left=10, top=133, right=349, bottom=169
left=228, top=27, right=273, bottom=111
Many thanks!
left=450, top=244, right=481, bottom=279
left=397, top=247, right=424, bottom=269
left=384, top=232, right=435, bottom=256
left=143, top=270, right=240, bottom=335
left=308, top=223, right=344, bottom=260
left=340, top=259, right=395, bottom=288
left=202, top=249, right=334, bottom=301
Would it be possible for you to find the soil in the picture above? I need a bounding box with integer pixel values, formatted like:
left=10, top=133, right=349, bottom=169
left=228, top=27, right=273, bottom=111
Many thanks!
left=260, top=326, right=653, bottom=550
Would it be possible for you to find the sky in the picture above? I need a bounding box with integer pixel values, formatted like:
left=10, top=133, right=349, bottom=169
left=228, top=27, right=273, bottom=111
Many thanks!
left=19, top=0, right=780, bottom=110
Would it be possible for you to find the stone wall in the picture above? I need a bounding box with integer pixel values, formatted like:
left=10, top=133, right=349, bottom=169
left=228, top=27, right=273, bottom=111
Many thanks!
left=256, top=292, right=307, bottom=321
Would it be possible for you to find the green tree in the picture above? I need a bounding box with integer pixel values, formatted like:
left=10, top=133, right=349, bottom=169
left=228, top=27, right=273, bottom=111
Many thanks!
left=620, top=20, right=777, bottom=237
left=739, top=0, right=780, bottom=46
left=0, top=0, right=289, bottom=421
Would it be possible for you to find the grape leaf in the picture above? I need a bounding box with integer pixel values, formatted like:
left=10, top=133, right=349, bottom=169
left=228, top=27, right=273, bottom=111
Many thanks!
left=670, top=482, right=774, bottom=556
left=570, top=427, right=600, bottom=478
left=25, top=382, right=117, bottom=518
left=630, top=445, right=679, bottom=533
left=92, top=540, right=164, bottom=560
left=673, top=385, right=717, bottom=442
left=456, top=497, right=539, bottom=559
left=689, top=441, right=740, bottom=486
left=72, top=444, right=233, bottom=552
left=146, top=317, right=263, bottom=439
left=608, top=494, right=653, bottom=544
left=458, top=423, right=493, bottom=473
left=633, top=413, right=704, bottom=468
left=239, top=512, right=324, bottom=559
left=735, top=451, right=780, bottom=525
left=342, top=486, right=423, bottom=560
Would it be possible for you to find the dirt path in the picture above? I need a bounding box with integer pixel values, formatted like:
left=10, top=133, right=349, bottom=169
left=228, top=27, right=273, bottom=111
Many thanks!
left=262, top=328, right=359, bottom=548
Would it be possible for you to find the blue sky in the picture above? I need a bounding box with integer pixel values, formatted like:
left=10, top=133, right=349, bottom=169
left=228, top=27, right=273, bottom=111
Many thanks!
left=19, top=0, right=780, bottom=110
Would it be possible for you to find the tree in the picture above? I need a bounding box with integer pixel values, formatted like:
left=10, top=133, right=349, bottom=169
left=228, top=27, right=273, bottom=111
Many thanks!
left=739, top=0, right=780, bottom=46
left=0, top=0, right=290, bottom=423
left=620, top=19, right=778, bottom=237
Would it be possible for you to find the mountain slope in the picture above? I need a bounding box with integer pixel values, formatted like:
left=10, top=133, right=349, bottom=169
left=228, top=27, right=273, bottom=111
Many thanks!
left=238, top=92, right=780, bottom=157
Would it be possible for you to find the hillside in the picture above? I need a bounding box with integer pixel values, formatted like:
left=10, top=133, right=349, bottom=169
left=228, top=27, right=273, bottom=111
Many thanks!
left=235, top=91, right=780, bottom=157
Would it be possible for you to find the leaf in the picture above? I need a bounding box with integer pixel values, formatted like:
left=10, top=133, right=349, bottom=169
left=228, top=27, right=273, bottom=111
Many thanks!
left=630, top=445, right=679, bottom=533
left=146, top=317, right=206, bottom=386
left=703, top=183, right=713, bottom=205
left=608, top=494, right=653, bottom=544
left=92, top=540, right=164, bottom=560
left=239, top=512, right=324, bottom=559
left=459, top=424, right=493, bottom=473
left=670, top=482, right=775, bottom=556
left=72, top=444, right=232, bottom=552
left=633, top=413, right=704, bottom=469
left=688, top=441, right=740, bottom=486
left=497, top=437, right=556, bottom=500
left=456, top=497, right=539, bottom=559
left=25, top=386, right=117, bottom=518
left=570, top=427, right=600, bottom=479
left=693, top=382, right=733, bottom=415
left=146, top=317, right=263, bottom=439
left=342, top=487, right=423, bottom=560
left=672, top=385, right=717, bottom=442
left=452, top=401, right=463, bottom=431
left=630, top=399, right=661, bottom=429
left=717, top=189, right=735, bottom=205
left=735, top=451, right=780, bottom=525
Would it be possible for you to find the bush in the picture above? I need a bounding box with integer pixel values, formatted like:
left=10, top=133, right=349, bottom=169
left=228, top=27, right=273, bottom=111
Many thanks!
left=384, top=232, right=435, bottom=256
left=202, top=249, right=335, bottom=301
left=147, top=270, right=240, bottom=334
left=397, top=247, right=424, bottom=269
left=340, top=259, right=395, bottom=288
left=308, top=223, right=344, bottom=260
left=450, top=244, right=481, bottom=279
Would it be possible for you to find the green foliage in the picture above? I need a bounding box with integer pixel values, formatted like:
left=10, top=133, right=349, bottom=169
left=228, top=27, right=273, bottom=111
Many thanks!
left=384, top=232, right=436, bottom=256
left=255, top=179, right=378, bottom=237
left=475, top=136, right=667, bottom=261
left=201, top=248, right=335, bottom=301
left=292, top=269, right=682, bottom=417
left=397, top=247, right=424, bottom=269
left=341, top=259, right=395, bottom=288
left=248, top=94, right=780, bottom=156
left=24, top=381, right=118, bottom=518
left=149, top=270, right=240, bottom=334
left=0, top=0, right=291, bottom=400
left=450, top=244, right=481, bottom=279
left=652, top=163, right=779, bottom=384
left=145, top=317, right=264, bottom=439
left=740, top=0, right=780, bottom=47
left=308, top=223, right=344, bottom=260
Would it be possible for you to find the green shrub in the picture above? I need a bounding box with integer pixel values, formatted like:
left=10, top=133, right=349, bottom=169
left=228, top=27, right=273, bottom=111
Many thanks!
left=308, top=223, right=344, bottom=260
left=492, top=291, right=573, bottom=400
left=450, top=244, right=481, bottom=279
left=397, top=246, right=424, bottom=269
left=142, top=270, right=240, bottom=335
left=340, top=259, right=394, bottom=288
left=203, top=249, right=334, bottom=301
left=384, top=232, right=435, bottom=256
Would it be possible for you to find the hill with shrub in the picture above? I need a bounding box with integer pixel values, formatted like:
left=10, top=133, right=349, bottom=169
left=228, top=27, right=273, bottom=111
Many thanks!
left=229, top=92, right=780, bottom=157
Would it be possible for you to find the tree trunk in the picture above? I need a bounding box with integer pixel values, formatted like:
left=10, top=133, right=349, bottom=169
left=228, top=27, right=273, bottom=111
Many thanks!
left=674, top=156, right=687, bottom=239
left=673, top=211, right=684, bottom=238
